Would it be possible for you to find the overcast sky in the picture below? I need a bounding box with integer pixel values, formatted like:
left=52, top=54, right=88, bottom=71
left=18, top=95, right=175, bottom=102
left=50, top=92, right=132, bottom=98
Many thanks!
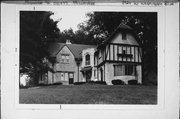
left=50, top=10, right=91, bottom=32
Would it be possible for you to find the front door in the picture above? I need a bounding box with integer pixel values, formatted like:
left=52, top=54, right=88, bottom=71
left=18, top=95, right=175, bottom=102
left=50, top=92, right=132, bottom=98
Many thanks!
left=86, top=71, right=92, bottom=82
left=69, top=73, right=74, bottom=84
left=100, top=68, right=103, bottom=82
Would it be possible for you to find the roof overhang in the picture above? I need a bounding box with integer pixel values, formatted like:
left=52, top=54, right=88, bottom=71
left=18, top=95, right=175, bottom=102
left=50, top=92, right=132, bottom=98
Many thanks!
left=80, top=66, right=92, bottom=72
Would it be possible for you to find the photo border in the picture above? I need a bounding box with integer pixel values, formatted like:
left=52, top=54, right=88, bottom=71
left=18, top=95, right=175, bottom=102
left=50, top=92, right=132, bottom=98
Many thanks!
left=14, top=4, right=164, bottom=110
left=1, top=2, right=179, bottom=119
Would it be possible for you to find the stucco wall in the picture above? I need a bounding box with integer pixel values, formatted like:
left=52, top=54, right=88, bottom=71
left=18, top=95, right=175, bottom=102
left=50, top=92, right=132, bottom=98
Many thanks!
left=136, top=65, right=142, bottom=83
left=105, top=62, right=142, bottom=85
left=111, top=33, right=138, bottom=45
left=47, top=71, right=53, bottom=84
left=81, top=48, right=96, bottom=81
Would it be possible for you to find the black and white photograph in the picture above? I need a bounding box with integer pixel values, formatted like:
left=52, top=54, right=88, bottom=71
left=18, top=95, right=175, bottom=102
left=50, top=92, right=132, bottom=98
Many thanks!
left=1, top=1, right=179, bottom=119
left=19, top=10, right=157, bottom=104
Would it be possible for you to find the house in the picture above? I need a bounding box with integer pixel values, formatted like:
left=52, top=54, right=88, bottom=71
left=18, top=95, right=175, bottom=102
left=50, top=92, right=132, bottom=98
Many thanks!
left=39, top=23, right=142, bottom=85
left=94, top=23, right=142, bottom=85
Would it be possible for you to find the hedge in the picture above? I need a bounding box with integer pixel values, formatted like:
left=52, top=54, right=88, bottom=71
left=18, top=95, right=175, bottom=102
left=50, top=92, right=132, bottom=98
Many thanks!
left=111, top=79, right=125, bottom=85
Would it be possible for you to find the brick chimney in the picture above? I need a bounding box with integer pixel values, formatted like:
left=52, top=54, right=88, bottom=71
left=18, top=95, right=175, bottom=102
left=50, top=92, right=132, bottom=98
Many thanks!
left=66, top=39, right=72, bottom=44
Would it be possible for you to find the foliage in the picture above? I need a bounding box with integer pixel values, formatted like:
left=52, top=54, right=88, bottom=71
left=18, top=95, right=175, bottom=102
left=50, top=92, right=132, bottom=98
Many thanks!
left=88, top=81, right=107, bottom=85
left=128, top=80, right=138, bottom=85
left=20, top=11, right=60, bottom=85
left=74, top=82, right=86, bottom=85
left=112, top=79, right=125, bottom=85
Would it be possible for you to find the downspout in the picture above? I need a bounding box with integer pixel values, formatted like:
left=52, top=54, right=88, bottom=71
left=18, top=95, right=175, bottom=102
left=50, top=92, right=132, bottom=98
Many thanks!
left=76, top=59, right=81, bottom=82
left=77, top=63, right=79, bottom=82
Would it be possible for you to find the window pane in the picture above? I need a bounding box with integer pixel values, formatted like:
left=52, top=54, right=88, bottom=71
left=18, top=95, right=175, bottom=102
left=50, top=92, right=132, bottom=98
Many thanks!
left=85, top=54, right=90, bottom=65
left=125, top=65, right=134, bottom=75
left=114, top=65, right=123, bottom=76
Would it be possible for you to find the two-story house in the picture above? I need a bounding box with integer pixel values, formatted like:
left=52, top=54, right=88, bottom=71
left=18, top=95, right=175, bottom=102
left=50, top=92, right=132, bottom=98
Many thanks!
left=39, top=23, right=142, bottom=85
left=94, top=23, right=142, bottom=85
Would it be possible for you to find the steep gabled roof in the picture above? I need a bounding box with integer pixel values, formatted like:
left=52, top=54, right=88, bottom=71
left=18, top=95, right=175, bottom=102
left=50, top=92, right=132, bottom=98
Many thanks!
left=117, top=23, right=133, bottom=30
left=98, top=23, right=139, bottom=48
left=48, top=43, right=96, bottom=59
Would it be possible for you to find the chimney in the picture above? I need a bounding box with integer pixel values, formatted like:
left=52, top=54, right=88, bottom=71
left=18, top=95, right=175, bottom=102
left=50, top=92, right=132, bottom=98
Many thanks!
left=66, top=39, right=72, bottom=44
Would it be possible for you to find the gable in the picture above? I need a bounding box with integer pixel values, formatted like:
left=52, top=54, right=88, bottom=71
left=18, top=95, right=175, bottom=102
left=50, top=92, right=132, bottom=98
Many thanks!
left=111, top=32, right=139, bottom=45
left=48, top=43, right=96, bottom=60
left=56, top=45, right=75, bottom=62
left=97, top=23, right=140, bottom=49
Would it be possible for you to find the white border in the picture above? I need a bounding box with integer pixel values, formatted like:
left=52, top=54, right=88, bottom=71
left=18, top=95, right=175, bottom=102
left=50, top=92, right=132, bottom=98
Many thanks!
left=1, top=2, right=179, bottom=119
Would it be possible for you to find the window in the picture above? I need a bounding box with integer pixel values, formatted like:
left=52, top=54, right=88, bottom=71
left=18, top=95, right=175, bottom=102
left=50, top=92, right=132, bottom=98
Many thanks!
left=60, top=73, right=64, bottom=80
left=122, top=50, right=126, bottom=54
left=85, top=54, right=90, bottom=65
left=125, top=65, right=134, bottom=75
left=60, top=54, right=70, bottom=63
left=114, top=64, right=134, bottom=76
left=122, top=33, right=127, bottom=40
left=114, top=65, right=123, bottom=76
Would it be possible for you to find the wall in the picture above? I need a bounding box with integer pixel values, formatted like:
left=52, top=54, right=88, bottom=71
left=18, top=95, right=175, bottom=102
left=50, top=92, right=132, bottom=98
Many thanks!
left=136, top=65, right=142, bottom=84
left=105, top=62, right=142, bottom=85
left=47, top=71, right=53, bottom=84
left=111, top=33, right=138, bottom=45
left=81, top=48, right=96, bottom=81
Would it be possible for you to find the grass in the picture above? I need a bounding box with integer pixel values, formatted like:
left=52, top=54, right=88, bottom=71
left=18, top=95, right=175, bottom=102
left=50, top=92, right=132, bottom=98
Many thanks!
left=19, top=85, right=157, bottom=104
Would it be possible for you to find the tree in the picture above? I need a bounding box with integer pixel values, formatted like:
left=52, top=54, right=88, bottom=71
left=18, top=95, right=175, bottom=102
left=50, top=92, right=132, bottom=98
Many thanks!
left=77, top=12, right=157, bottom=84
left=20, top=11, right=60, bottom=86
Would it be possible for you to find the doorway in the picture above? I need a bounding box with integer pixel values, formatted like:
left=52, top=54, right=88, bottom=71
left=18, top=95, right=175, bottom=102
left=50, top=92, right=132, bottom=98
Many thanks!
left=100, top=68, right=103, bottom=82
left=69, top=73, right=74, bottom=84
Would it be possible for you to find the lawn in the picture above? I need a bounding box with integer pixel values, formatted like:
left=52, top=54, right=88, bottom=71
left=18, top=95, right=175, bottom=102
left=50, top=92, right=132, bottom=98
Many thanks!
left=19, top=85, right=157, bottom=104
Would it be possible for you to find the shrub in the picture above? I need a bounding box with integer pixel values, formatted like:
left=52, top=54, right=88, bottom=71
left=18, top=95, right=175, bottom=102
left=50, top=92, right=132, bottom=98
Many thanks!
left=111, top=79, right=125, bottom=85
left=128, top=80, right=138, bottom=85
left=88, top=81, right=107, bottom=85
left=52, top=82, right=62, bottom=85
left=38, top=83, right=48, bottom=86
left=94, top=81, right=107, bottom=85
left=74, top=82, right=86, bottom=85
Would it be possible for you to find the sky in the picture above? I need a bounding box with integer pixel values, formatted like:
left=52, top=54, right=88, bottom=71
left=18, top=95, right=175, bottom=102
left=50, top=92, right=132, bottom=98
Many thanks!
left=50, top=10, right=91, bottom=32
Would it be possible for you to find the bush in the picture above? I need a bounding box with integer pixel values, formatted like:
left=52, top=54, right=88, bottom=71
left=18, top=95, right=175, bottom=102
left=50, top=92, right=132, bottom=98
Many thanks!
left=111, top=80, right=125, bottom=85
left=38, top=83, right=48, bottom=86
left=88, top=81, right=107, bottom=85
left=128, top=80, right=138, bottom=85
left=74, top=82, right=86, bottom=85
left=95, top=81, right=107, bottom=85
left=74, top=81, right=107, bottom=85
left=52, top=82, right=62, bottom=85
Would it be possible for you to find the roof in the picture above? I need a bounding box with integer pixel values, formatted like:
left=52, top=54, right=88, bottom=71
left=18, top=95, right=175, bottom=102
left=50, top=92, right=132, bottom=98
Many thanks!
left=48, top=43, right=96, bottom=59
left=80, top=66, right=92, bottom=72
left=98, top=23, right=138, bottom=48
left=117, top=23, right=133, bottom=30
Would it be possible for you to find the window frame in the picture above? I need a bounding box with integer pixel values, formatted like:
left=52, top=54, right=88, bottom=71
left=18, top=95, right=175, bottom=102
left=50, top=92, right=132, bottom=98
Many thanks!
left=85, top=54, right=90, bottom=66
left=60, top=54, right=70, bottom=64
left=114, top=64, right=135, bottom=76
